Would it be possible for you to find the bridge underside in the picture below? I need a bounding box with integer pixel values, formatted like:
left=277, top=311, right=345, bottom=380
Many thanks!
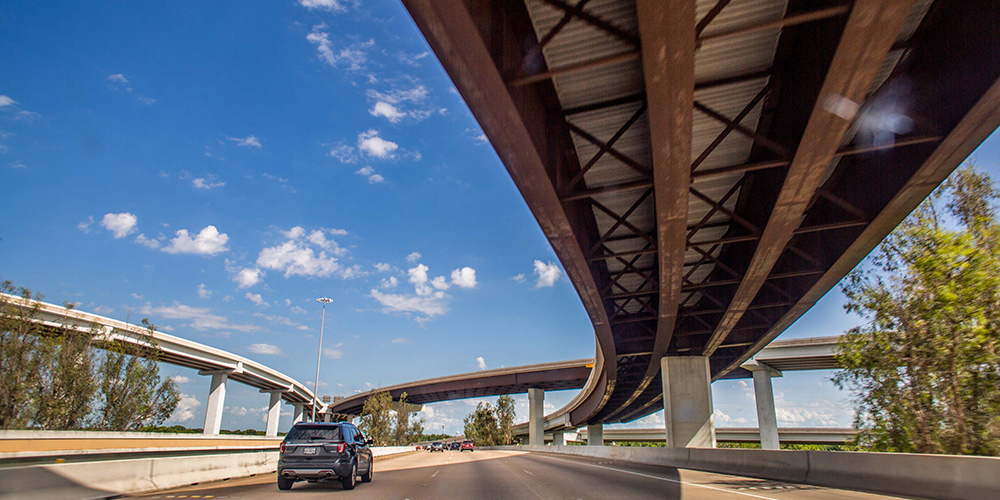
left=403, top=0, right=1000, bottom=425
left=327, top=362, right=592, bottom=418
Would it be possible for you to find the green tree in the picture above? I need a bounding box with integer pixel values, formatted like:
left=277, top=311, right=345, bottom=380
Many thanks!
left=834, top=165, right=1000, bottom=455
left=463, top=401, right=500, bottom=446
left=0, top=283, right=46, bottom=429
left=359, top=391, right=394, bottom=446
left=31, top=329, right=98, bottom=429
left=495, top=395, right=516, bottom=445
left=92, top=319, right=180, bottom=431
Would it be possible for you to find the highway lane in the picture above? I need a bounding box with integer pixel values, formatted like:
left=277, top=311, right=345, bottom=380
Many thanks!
left=134, top=449, right=909, bottom=499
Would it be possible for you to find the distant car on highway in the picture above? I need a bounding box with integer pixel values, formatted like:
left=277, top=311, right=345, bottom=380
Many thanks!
left=429, top=441, right=444, bottom=452
left=449, top=442, right=461, bottom=451
left=277, top=422, right=373, bottom=491
left=461, top=440, right=474, bottom=452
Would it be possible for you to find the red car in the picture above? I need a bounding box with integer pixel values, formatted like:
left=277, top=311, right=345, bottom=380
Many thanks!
left=460, top=440, right=474, bottom=452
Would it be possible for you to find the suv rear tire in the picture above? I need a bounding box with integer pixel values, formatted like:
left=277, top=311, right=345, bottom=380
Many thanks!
left=361, top=462, right=373, bottom=483
left=277, top=476, right=294, bottom=490
left=341, top=462, right=357, bottom=490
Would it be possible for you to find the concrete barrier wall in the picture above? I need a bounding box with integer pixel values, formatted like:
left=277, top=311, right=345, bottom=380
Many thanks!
left=0, top=439, right=416, bottom=500
left=489, top=445, right=1000, bottom=500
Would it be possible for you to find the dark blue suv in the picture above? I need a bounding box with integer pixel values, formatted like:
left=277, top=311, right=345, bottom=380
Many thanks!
left=277, top=422, right=374, bottom=490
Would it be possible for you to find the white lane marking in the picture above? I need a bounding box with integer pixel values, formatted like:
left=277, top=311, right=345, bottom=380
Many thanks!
left=540, top=455, right=781, bottom=500
left=523, top=469, right=534, bottom=475
left=431, top=470, right=440, bottom=478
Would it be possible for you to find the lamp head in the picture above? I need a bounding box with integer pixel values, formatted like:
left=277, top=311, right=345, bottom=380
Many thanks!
left=316, top=297, right=333, bottom=304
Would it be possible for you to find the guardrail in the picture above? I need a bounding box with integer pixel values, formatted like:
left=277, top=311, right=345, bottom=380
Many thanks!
left=489, top=445, right=1000, bottom=500
left=0, top=431, right=415, bottom=499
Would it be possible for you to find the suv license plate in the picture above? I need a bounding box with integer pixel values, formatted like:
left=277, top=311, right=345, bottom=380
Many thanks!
left=303, top=447, right=317, bottom=455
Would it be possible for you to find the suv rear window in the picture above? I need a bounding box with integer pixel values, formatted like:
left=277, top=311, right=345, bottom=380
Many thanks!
left=284, top=425, right=341, bottom=441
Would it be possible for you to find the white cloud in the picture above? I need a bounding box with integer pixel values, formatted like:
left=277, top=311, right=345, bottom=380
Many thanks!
left=93, top=305, right=114, bottom=315
left=329, top=144, right=357, bottom=163
left=140, top=303, right=260, bottom=332
left=192, top=177, right=225, bottom=189
left=512, top=274, right=526, bottom=283
left=323, top=347, right=343, bottom=359
left=370, top=101, right=406, bottom=123
left=283, top=226, right=307, bottom=239
left=380, top=276, right=398, bottom=289
left=197, top=283, right=212, bottom=299
left=248, top=343, right=282, bottom=355
left=714, top=408, right=750, bottom=426
left=374, top=262, right=391, bottom=272
left=406, top=252, right=422, bottom=263
left=370, top=288, right=447, bottom=318
left=0, top=95, right=15, bottom=107
left=235, top=267, right=264, bottom=288
left=101, top=212, right=138, bottom=239
left=451, top=267, right=477, bottom=288
left=476, top=356, right=487, bottom=370
left=106, top=74, right=129, bottom=84
left=78, top=216, right=95, bottom=233
left=290, top=306, right=307, bottom=315
left=357, top=129, right=398, bottom=159
left=392, top=337, right=410, bottom=344
left=230, top=135, right=262, bottom=148
left=299, top=0, right=346, bottom=11
left=306, top=28, right=373, bottom=71
left=367, top=86, right=428, bottom=105
left=257, top=241, right=339, bottom=278
left=135, top=233, right=160, bottom=249
left=431, top=276, right=450, bottom=291
left=306, top=229, right=347, bottom=255
left=162, top=226, right=229, bottom=255
left=533, top=260, right=562, bottom=288
left=245, top=292, right=269, bottom=308
left=355, top=165, right=385, bottom=184
left=171, top=375, right=192, bottom=384
left=169, top=394, right=200, bottom=423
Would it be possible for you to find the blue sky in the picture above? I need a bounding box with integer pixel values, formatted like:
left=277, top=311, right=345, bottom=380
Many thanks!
left=2, top=0, right=998, bottom=435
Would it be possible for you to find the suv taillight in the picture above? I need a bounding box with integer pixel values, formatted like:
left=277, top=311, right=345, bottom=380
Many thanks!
left=279, top=442, right=286, bottom=453
left=337, top=443, right=346, bottom=454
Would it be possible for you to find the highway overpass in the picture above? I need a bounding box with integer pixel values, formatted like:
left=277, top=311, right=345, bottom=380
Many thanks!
left=0, top=292, right=318, bottom=436
left=401, top=0, right=1000, bottom=452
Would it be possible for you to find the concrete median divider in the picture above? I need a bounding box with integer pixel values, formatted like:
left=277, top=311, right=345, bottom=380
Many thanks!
left=486, top=445, right=1000, bottom=500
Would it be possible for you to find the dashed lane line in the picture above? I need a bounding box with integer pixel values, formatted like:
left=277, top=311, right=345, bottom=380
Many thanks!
left=538, top=455, right=781, bottom=500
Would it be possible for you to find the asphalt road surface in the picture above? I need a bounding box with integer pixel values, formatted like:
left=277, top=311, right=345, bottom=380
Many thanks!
left=133, top=449, right=910, bottom=500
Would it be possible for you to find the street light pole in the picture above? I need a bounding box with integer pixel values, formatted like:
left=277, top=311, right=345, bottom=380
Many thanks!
left=313, top=297, right=333, bottom=422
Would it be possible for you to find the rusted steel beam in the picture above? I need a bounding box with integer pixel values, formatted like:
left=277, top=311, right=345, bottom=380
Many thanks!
left=588, top=191, right=655, bottom=255
left=693, top=101, right=791, bottom=158
left=519, top=0, right=594, bottom=78
left=598, top=0, right=699, bottom=423
left=703, top=0, right=917, bottom=356
left=692, top=83, right=772, bottom=171
left=567, top=122, right=651, bottom=177
left=536, top=0, right=640, bottom=47
left=696, top=0, right=733, bottom=38
left=401, top=0, right=618, bottom=413
left=564, top=103, right=648, bottom=192
left=714, top=0, right=1000, bottom=380
left=698, top=5, right=852, bottom=45
left=510, top=50, right=640, bottom=87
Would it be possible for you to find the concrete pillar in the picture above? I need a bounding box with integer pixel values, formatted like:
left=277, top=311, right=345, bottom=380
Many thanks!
left=661, top=356, right=715, bottom=448
left=292, top=403, right=306, bottom=424
left=742, top=359, right=783, bottom=450
left=552, top=431, right=565, bottom=446
left=528, top=388, right=545, bottom=446
left=587, top=424, right=603, bottom=446
left=263, top=391, right=283, bottom=437
left=203, top=372, right=228, bottom=435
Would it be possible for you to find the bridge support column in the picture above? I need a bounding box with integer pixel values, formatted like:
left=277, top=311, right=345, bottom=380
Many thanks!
left=587, top=424, right=603, bottom=446
left=262, top=390, right=284, bottom=437
left=202, top=372, right=228, bottom=435
left=742, top=359, right=783, bottom=450
left=552, top=431, right=565, bottom=446
left=661, top=356, right=715, bottom=448
left=292, top=403, right=306, bottom=424
left=528, top=388, right=544, bottom=446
